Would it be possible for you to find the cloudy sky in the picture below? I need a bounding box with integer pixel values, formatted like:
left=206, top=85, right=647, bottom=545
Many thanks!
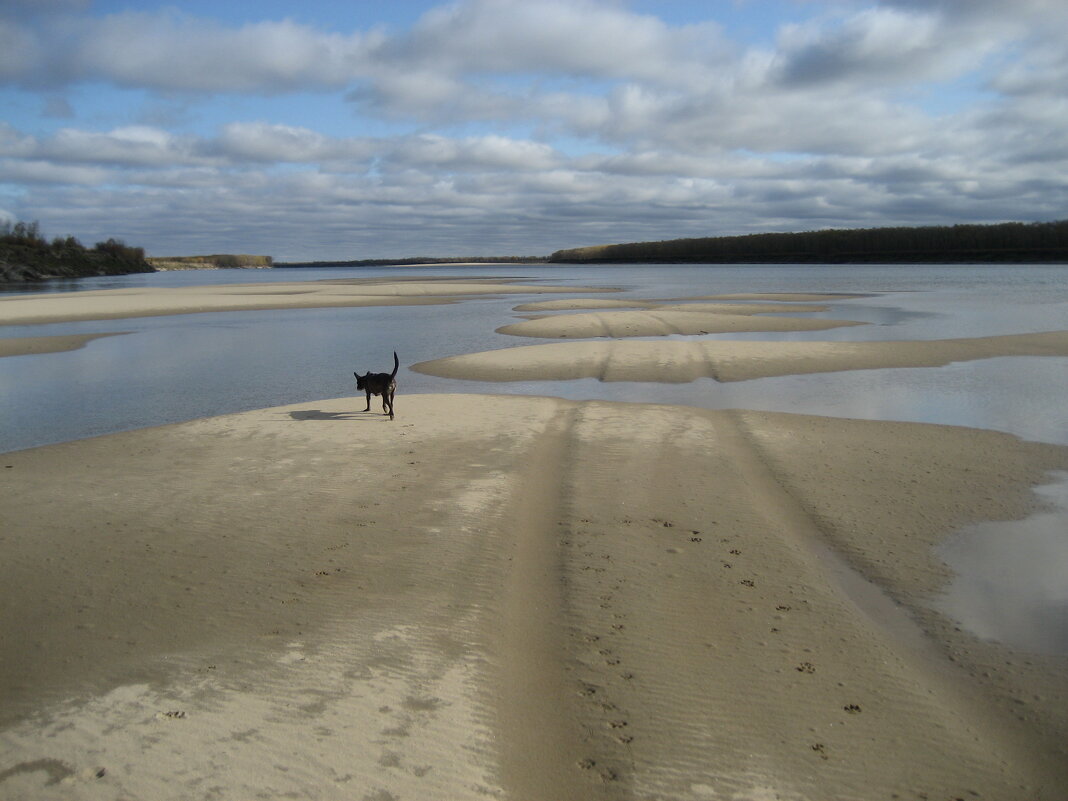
left=2, top=0, right=1067, bottom=261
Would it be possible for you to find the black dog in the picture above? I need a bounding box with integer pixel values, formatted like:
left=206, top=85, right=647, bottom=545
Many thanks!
left=355, top=351, right=399, bottom=420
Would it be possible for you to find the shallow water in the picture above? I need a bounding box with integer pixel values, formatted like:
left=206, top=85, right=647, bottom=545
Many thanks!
left=936, top=472, right=1068, bottom=655
left=2, top=262, right=1068, bottom=653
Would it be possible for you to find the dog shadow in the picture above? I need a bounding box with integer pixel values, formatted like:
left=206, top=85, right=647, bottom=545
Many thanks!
left=287, top=409, right=366, bottom=422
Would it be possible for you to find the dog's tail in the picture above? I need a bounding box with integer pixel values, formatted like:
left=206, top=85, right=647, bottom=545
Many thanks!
left=390, top=351, right=400, bottom=380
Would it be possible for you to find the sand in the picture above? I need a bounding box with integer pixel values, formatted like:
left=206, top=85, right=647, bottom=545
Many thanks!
left=0, top=277, right=615, bottom=326
left=413, top=330, right=1068, bottom=383
left=3, top=283, right=1068, bottom=800
left=1, top=395, right=1067, bottom=800
left=0, top=332, right=129, bottom=358
left=499, top=302, right=862, bottom=338
left=511, top=293, right=869, bottom=312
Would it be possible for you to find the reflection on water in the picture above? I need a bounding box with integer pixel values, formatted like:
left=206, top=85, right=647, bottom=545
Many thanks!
left=2, top=263, right=1068, bottom=653
left=936, top=473, right=1068, bottom=655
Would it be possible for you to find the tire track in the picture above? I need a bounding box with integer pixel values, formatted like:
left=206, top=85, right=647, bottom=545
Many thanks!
left=496, top=401, right=623, bottom=801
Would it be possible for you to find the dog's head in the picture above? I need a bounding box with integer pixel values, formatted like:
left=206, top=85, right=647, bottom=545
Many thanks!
left=354, top=371, right=369, bottom=390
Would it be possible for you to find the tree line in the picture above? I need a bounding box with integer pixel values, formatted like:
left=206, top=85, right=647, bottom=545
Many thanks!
left=280, top=256, right=547, bottom=267
left=549, top=220, right=1068, bottom=264
left=0, top=220, right=153, bottom=282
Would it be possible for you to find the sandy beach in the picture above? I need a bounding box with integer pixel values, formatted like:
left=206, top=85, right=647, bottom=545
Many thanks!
left=2, top=283, right=1068, bottom=800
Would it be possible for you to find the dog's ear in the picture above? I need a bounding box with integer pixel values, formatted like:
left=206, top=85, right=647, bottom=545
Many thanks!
left=354, top=371, right=358, bottom=378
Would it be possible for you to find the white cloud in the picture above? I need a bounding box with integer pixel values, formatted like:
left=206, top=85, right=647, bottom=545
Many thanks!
left=0, top=158, right=110, bottom=185
left=392, top=134, right=558, bottom=171
left=394, top=0, right=730, bottom=82
left=210, top=122, right=372, bottom=164
left=2, top=11, right=379, bottom=92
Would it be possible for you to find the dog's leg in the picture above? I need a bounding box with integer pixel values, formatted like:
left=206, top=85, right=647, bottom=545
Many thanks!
left=386, top=389, right=395, bottom=420
left=364, top=390, right=372, bottom=412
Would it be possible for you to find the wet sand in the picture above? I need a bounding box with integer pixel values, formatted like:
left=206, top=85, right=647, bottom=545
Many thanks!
left=0, top=332, right=129, bottom=358
left=2, top=285, right=1068, bottom=800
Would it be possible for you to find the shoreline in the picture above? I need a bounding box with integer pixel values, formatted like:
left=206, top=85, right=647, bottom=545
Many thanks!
left=1, top=394, right=1066, bottom=799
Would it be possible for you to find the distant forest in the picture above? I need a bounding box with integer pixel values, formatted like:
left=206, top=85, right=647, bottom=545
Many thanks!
left=280, top=256, right=547, bottom=267
left=0, top=220, right=153, bottom=282
left=549, top=220, right=1068, bottom=264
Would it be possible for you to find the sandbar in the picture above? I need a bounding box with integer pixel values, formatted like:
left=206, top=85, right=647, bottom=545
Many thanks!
left=513, top=298, right=659, bottom=311
left=498, top=302, right=859, bottom=338
left=1, top=394, right=1067, bottom=800
left=412, top=330, right=1068, bottom=383
left=510, top=293, right=863, bottom=312
left=0, top=277, right=615, bottom=326
left=0, top=332, right=129, bottom=358
left=693, top=292, right=872, bottom=302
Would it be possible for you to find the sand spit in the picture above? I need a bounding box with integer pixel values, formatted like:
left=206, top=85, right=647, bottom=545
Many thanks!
left=0, top=332, right=129, bottom=358
left=511, top=293, right=867, bottom=312
left=0, top=277, right=616, bottom=326
left=513, top=298, right=660, bottom=312
left=412, top=330, right=1068, bottom=383
left=694, top=292, right=871, bottom=302
left=499, top=302, right=858, bottom=338
left=1, top=394, right=1066, bottom=800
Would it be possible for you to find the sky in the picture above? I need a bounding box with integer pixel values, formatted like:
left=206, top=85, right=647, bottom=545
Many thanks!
left=1, top=0, right=1067, bottom=261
